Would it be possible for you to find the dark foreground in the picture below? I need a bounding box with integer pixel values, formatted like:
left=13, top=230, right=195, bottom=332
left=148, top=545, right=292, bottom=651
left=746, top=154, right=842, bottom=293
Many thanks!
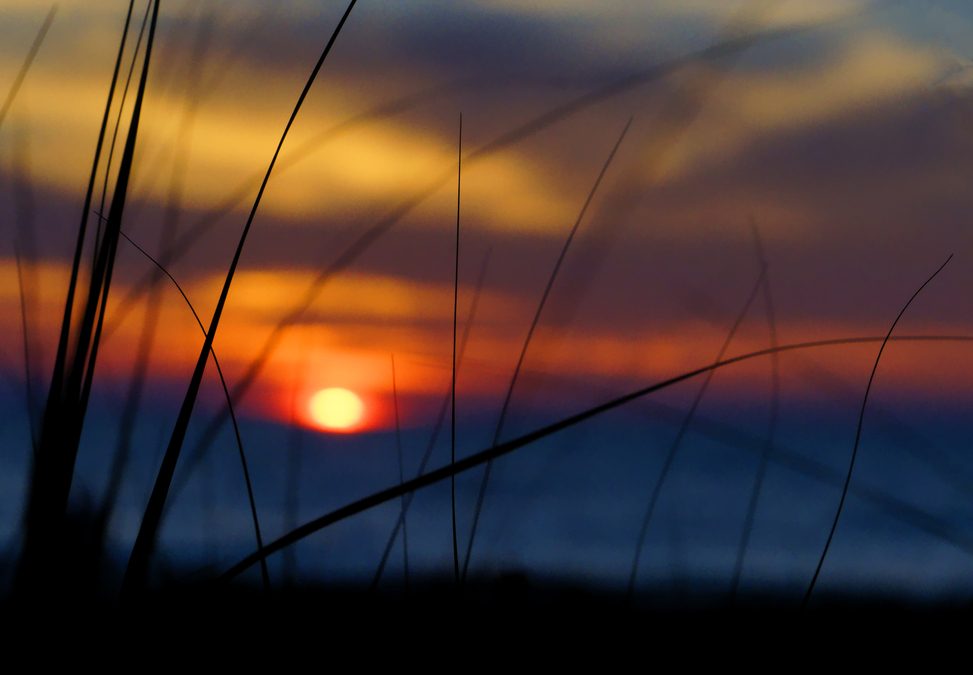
left=3, top=573, right=972, bottom=644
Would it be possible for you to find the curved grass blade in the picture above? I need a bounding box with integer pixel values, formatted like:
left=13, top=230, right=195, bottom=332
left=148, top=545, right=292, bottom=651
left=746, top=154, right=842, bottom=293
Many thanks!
left=121, top=0, right=359, bottom=596
left=462, top=117, right=634, bottom=581
left=219, top=331, right=973, bottom=582
left=801, top=255, right=953, bottom=609
left=118, top=229, right=271, bottom=591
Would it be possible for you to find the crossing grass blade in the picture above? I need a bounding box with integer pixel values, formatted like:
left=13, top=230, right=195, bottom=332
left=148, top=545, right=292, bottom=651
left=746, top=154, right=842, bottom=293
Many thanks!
left=219, top=332, right=973, bottom=582
left=121, top=0, right=359, bottom=596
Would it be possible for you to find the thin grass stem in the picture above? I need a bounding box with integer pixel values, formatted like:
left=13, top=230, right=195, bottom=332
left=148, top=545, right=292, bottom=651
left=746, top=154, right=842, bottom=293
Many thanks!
left=369, top=249, right=491, bottom=590
left=800, top=255, right=953, bottom=609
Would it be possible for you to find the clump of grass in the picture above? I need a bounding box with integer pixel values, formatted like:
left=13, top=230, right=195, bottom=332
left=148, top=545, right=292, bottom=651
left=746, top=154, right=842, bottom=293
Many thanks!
left=120, top=0, right=360, bottom=596
left=15, top=0, right=150, bottom=598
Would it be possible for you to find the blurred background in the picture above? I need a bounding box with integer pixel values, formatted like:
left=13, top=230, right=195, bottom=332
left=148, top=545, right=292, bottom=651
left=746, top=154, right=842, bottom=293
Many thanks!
left=3, top=0, right=973, bottom=607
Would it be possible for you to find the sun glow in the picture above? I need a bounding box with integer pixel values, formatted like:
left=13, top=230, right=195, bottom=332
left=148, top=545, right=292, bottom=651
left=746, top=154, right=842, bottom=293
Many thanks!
left=309, top=388, right=363, bottom=430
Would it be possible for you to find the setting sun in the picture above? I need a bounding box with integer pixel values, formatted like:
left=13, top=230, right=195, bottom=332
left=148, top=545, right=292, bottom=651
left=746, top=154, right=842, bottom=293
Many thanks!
left=309, top=388, right=363, bottom=430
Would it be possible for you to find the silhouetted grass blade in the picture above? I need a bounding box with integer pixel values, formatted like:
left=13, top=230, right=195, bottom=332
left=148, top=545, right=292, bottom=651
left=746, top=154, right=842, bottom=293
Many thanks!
left=801, top=255, right=954, bottom=609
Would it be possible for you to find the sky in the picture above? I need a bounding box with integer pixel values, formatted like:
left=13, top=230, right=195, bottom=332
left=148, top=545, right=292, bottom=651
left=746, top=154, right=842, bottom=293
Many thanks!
left=4, top=0, right=973, bottom=598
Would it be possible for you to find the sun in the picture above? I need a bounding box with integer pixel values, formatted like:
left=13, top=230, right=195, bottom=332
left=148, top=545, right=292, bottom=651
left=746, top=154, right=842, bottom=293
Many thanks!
left=309, top=388, right=363, bottom=430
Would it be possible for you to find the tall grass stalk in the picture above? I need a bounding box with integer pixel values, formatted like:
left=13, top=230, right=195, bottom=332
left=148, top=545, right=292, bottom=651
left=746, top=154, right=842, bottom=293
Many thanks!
left=369, top=249, right=492, bottom=591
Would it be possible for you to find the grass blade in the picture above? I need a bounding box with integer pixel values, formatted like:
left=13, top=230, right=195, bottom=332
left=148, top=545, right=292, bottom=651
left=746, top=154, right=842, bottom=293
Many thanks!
left=801, top=255, right=953, bottom=608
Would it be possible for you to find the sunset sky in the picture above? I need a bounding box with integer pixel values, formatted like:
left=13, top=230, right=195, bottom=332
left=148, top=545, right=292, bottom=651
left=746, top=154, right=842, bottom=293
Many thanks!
left=3, top=0, right=973, bottom=435
left=7, top=0, right=973, bottom=596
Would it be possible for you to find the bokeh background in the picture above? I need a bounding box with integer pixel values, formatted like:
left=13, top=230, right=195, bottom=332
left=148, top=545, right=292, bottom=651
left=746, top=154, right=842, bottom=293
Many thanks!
left=3, top=0, right=973, bottom=606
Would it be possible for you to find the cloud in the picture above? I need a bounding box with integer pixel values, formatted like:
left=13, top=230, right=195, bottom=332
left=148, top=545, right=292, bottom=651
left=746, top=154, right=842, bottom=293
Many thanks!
left=649, top=32, right=947, bottom=183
